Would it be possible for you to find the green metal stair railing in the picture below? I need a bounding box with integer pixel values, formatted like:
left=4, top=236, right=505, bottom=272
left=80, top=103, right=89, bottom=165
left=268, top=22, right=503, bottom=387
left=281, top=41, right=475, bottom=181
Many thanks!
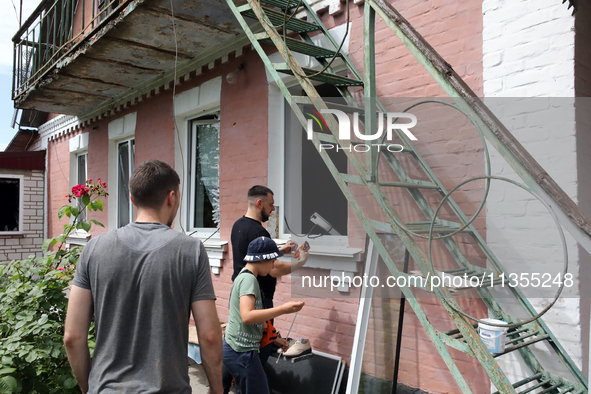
left=224, top=0, right=590, bottom=392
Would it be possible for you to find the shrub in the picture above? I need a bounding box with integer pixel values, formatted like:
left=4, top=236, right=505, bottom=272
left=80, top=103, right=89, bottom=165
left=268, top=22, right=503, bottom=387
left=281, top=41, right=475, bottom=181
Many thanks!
left=0, top=179, right=107, bottom=393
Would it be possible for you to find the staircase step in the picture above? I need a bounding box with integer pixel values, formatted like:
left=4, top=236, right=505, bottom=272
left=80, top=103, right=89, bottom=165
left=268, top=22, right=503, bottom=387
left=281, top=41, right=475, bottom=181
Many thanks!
left=241, top=7, right=321, bottom=33
left=260, top=36, right=339, bottom=58
left=293, top=96, right=365, bottom=114
left=274, top=63, right=363, bottom=86
left=404, top=221, right=465, bottom=234
left=259, top=0, right=303, bottom=9
left=378, top=180, right=440, bottom=190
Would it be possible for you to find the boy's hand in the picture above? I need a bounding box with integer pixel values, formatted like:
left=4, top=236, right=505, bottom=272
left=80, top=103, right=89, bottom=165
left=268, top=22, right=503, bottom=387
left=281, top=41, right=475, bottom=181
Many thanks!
left=297, top=250, right=309, bottom=264
left=282, top=301, right=305, bottom=314
left=274, top=338, right=290, bottom=352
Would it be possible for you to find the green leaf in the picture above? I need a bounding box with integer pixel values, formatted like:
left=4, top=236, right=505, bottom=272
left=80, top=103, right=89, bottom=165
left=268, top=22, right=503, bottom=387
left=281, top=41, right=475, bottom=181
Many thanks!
left=70, top=207, right=79, bottom=218
left=82, top=194, right=91, bottom=207
left=90, top=201, right=99, bottom=211
left=96, top=200, right=104, bottom=211
left=90, top=219, right=104, bottom=228
left=0, top=376, right=17, bottom=393
left=37, top=314, right=48, bottom=325
left=0, top=369, right=15, bottom=376
left=81, top=221, right=91, bottom=232
left=58, top=205, right=71, bottom=219
left=24, top=352, right=37, bottom=363
left=42, top=239, right=51, bottom=253
left=63, top=378, right=78, bottom=389
left=50, top=347, right=61, bottom=358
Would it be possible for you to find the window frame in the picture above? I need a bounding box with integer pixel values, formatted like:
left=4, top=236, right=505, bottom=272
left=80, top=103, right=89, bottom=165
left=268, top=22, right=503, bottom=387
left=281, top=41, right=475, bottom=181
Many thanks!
left=0, top=174, right=24, bottom=235
left=280, top=85, right=349, bottom=246
left=187, top=114, right=220, bottom=237
left=76, top=152, right=88, bottom=224
left=116, top=137, right=135, bottom=228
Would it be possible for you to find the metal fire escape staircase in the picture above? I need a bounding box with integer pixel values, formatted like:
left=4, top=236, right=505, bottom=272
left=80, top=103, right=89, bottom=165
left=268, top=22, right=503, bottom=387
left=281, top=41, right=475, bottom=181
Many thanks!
left=225, top=0, right=591, bottom=392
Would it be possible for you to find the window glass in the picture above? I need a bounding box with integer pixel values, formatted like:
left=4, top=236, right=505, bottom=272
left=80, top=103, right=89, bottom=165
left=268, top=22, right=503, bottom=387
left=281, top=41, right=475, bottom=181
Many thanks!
left=117, top=139, right=134, bottom=228
left=189, top=117, right=220, bottom=230
left=284, top=84, right=348, bottom=236
left=0, top=178, right=20, bottom=232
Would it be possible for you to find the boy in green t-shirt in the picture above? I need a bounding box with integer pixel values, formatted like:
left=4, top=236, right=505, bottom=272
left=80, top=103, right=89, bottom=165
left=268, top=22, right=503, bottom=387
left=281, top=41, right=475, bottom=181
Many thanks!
left=223, top=236, right=304, bottom=394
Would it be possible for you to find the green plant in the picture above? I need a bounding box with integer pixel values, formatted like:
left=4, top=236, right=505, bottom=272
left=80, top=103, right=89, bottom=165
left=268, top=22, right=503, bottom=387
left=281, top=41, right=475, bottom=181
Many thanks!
left=0, top=179, right=107, bottom=393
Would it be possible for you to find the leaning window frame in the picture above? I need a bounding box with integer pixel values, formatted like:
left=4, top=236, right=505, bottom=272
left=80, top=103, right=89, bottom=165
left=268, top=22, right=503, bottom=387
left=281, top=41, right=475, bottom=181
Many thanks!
left=116, top=137, right=135, bottom=228
left=187, top=113, right=220, bottom=239
left=0, top=174, right=24, bottom=235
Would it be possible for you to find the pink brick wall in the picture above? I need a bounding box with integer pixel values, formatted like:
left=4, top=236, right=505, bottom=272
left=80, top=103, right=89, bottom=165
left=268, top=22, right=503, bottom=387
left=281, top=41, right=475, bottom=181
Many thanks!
left=43, top=0, right=490, bottom=389
left=214, top=49, right=271, bottom=322
left=311, top=1, right=487, bottom=392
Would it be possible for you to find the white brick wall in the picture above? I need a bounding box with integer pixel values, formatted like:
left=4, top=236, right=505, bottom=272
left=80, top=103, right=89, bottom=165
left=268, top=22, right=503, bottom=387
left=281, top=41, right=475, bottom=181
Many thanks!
left=483, top=0, right=575, bottom=97
left=0, top=170, right=45, bottom=263
left=483, top=0, right=585, bottom=387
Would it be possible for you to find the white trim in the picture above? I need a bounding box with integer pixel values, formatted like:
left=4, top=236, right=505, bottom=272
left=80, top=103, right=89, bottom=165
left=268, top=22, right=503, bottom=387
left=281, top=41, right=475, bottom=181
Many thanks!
left=0, top=174, right=25, bottom=235
left=39, top=115, right=81, bottom=149
left=115, top=138, right=135, bottom=228
left=173, top=77, right=222, bottom=236
left=68, top=133, right=90, bottom=240
left=69, top=132, right=89, bottom=154
left=107, top=113, right=137, bottom=229
left=108, top=112, right=137, bottom=141
left=346, top=240, right=378, bottom=394
left=188, top=118, right=220, bottom=235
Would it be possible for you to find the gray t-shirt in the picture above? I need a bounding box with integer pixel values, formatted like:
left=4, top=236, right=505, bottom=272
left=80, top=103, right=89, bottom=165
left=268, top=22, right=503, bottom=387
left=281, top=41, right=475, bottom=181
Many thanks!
left=73, top=222, right=216, bottom=393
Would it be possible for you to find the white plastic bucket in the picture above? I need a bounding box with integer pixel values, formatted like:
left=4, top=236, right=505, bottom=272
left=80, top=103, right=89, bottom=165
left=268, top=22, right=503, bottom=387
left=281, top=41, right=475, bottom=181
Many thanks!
left=478, top=318, right=508, bottom=353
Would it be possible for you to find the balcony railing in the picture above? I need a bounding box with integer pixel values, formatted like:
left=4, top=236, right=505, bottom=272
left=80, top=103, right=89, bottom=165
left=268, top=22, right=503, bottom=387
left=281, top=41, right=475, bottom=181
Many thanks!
left=12, top=0, right=127, bottom=102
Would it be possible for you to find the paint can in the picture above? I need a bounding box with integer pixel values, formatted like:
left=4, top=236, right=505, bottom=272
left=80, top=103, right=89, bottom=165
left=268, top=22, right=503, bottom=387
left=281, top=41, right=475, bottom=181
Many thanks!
left=478, top=318, right=508, bottom=353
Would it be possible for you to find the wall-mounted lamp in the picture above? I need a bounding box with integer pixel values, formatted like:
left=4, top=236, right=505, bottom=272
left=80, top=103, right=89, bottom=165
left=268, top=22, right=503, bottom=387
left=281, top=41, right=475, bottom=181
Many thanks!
left=226, top=61, right=245, bottom=85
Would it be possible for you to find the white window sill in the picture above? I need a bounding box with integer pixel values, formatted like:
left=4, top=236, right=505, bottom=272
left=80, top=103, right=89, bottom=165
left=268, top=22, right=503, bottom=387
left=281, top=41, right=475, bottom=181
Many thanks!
left=66, top=230, right=92, bottom=246
left=278, top=239, right=362, bottom=274
left=202, top=240, right=228, bottom=275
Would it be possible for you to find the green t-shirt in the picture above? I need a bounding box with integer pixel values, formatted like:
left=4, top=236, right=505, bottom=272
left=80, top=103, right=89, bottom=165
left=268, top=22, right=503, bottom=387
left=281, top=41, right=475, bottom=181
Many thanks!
left=225, top=267, right=264, bottom=352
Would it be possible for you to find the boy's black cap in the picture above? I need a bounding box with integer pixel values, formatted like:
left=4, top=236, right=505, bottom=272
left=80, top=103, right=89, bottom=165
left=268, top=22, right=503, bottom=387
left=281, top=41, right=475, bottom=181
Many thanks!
left=244, top=236, right=283, bottom=262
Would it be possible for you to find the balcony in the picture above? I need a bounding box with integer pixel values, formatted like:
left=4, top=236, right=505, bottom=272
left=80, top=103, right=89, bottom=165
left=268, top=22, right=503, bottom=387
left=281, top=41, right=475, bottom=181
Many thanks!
left=12, top=0, right=247, bottom=115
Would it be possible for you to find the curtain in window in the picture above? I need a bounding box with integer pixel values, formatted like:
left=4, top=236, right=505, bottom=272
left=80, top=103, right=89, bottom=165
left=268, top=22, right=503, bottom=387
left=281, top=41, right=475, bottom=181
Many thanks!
left=195, top=123, right=220, bottom=227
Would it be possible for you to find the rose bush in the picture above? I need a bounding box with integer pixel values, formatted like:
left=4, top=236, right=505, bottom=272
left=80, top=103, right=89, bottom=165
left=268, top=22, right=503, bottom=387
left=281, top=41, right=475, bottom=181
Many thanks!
left=0, top=180, right=107, bottom=393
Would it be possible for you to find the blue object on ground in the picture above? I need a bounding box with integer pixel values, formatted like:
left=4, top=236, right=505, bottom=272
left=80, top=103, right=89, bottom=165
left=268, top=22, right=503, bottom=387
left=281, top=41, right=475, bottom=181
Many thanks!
left=188, top=343, right=201, bottom=364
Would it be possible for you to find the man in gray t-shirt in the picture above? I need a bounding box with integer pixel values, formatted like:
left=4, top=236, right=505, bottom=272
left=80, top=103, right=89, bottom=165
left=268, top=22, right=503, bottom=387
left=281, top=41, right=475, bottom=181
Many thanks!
left=64, top=160, right=223, bottom=394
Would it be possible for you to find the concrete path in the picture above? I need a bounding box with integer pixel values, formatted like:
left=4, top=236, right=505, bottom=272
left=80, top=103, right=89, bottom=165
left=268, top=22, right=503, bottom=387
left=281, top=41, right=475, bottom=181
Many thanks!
left=189, top=359, right=235, bottom=394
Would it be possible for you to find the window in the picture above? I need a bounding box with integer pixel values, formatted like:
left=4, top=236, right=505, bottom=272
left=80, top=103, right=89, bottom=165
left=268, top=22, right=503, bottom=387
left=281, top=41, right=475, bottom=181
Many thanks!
left=0, top=175, right=24, bottom=234
left=188, top=114, right=220, bottom=233
left=76, top=152, right=87, bottom=223
left=117, top=138, right=135, bottom=228
left=284, top=84, right=348, bottom=237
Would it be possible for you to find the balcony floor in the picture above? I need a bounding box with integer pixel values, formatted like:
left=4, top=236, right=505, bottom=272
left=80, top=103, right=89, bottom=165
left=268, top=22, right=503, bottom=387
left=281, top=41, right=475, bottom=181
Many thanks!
left=15, top=0, right=247, bottom=115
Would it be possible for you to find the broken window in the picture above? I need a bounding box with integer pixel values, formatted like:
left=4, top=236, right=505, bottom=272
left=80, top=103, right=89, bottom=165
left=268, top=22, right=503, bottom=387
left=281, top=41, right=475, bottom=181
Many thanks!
left=284, top=84, right=348, bottom=237
left=188, top=114, right=220, bottom=231
left=117, top=138, right=134, bottom=228
left=0, top=176, right=22, bottom=233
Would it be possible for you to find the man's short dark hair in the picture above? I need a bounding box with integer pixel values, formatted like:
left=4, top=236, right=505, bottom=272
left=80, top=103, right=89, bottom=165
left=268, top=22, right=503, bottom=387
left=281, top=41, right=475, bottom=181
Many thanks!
left=130, top=160, right=180, bottom=210
left=247, top=185, right=273, bottom=203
